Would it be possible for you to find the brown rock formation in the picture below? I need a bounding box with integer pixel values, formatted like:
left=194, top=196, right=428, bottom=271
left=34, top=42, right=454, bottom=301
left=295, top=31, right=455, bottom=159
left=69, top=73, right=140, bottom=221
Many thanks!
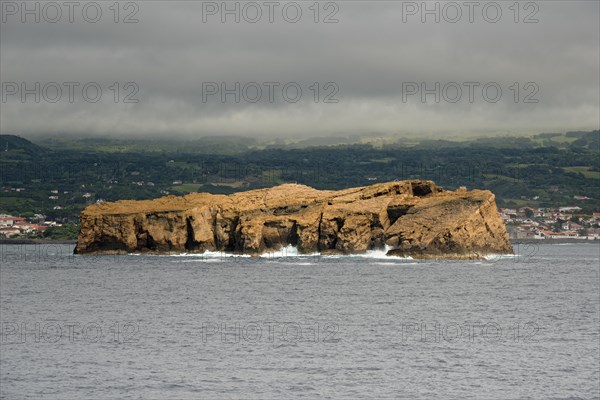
left=75, top=180, right=512, bottom=259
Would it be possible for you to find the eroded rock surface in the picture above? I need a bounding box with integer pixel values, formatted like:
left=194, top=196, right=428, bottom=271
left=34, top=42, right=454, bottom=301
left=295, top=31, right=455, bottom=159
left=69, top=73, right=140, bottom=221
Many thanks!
left=75, top=180, right=512, bottom=259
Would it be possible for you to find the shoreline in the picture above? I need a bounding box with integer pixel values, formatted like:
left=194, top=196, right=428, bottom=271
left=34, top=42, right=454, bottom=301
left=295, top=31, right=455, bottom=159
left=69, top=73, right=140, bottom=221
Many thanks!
left=0, top=239, right=77, bottom=245
left=512, top=238, right=599, bottom=244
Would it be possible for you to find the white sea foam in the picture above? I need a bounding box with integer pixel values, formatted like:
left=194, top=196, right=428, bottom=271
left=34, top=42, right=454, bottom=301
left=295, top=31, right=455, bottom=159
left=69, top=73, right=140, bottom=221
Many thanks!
left=344, top=245, right=413, bottom=260
left=262, top=245, right=416, bottom=260
left=482, top=253, right=519, bottom=261
left=264, top=245, right=415, bottom=260
left=139, top=245, right=415, bottom=260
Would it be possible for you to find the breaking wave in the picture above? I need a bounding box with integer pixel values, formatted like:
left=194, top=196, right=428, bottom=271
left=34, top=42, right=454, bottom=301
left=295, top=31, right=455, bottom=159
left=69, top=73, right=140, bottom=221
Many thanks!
left=141, top=244, right=417, bottom=260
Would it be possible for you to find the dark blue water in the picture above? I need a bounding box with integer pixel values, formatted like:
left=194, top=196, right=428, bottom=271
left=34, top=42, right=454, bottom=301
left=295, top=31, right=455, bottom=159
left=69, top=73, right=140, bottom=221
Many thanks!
left=1, top=243, right=599, bottom=399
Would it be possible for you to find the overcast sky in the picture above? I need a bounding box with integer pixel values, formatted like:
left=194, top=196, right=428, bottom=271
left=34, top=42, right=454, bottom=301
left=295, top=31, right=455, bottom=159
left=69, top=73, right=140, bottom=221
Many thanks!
left=1, top=1, right=598, bottom=139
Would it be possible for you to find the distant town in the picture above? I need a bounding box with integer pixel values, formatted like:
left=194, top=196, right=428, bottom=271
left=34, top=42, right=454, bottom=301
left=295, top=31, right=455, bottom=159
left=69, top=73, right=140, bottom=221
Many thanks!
left=0, top=214, right=52, bottom=238
left=500, top=206, right=600, bottom=241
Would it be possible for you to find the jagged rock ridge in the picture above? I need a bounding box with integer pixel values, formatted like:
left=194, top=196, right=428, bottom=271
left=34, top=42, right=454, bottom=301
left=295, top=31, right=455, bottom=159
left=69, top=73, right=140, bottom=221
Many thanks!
left=75, top=180, right=512, bottom=259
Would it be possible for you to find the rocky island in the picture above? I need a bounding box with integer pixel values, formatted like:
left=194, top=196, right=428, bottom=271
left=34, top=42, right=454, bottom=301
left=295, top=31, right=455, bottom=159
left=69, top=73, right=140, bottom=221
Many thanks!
left=75, top=180, right=512, bottom=259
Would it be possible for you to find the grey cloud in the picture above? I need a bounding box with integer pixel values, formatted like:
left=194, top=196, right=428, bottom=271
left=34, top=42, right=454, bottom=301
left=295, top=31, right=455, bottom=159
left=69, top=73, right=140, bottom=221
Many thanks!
left=1, top=1, right=598, bottom=138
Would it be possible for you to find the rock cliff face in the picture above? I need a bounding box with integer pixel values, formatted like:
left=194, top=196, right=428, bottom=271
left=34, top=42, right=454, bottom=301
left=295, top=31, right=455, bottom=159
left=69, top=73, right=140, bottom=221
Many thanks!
left=75, top=180, right=512, bottom=259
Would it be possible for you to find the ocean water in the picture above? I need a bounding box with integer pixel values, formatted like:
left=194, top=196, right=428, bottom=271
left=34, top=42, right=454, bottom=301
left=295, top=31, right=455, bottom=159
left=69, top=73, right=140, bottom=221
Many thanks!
left=1, top=243, right=598, bottom=399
